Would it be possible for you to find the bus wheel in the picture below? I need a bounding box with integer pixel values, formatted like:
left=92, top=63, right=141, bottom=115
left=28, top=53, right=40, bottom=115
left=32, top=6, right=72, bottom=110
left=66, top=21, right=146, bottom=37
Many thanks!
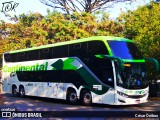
left=67, top=89, right=78, bottom=104
left=81, top=90, right=92, bottom=105
left=19, top=86, right=25, bottom=97
left=12, top=86, right=18, bottom=97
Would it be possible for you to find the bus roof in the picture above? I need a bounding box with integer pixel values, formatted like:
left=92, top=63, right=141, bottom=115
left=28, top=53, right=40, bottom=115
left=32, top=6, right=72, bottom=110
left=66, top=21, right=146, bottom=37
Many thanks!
left=5, top=36, right=132, bottom=54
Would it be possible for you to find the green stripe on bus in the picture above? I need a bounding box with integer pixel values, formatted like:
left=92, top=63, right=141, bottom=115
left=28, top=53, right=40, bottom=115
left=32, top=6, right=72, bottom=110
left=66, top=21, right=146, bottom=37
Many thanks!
left=122, top=59, right=145, bottom=63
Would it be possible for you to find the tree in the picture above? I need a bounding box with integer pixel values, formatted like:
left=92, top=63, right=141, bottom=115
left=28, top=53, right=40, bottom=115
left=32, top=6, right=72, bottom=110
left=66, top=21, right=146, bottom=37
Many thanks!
left=18, top=12, right=43, bottom=27
left=40, top=0, right=131, bottom=14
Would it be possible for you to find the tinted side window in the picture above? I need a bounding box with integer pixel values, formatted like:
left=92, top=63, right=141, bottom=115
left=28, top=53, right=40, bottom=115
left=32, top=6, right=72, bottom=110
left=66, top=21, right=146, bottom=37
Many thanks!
left=17, top=71, right=62, bottom=82
left=53, top=45, right=68, bottom=58
left=18, top=52, right=28, bottom=62
left=10, top=53, right=18, bottom=62
left=40, top=48, right=53, bottom=59
left=28, top=50, right=40, bottom=61
left=69, top=42, right=87, bottom=57
left=88, top=41, right=108, bottom=56
left=62, top=71, right=86, bottom=88
left=4, top=54, right=10, bottom=62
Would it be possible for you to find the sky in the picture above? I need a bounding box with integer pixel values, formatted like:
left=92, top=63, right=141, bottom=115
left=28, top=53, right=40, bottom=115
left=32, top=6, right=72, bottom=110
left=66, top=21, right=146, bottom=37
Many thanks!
left=0, top=0, right=150, bottom=23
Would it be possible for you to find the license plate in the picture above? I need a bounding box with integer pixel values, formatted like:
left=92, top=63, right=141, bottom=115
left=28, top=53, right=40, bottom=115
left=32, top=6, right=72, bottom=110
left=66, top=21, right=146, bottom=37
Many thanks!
left=135, top=100, right=140, bottom=103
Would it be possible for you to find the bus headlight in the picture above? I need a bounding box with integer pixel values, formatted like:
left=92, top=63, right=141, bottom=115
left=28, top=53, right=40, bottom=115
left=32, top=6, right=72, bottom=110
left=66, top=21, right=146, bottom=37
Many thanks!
left=117, top=91, right=128, bottom=98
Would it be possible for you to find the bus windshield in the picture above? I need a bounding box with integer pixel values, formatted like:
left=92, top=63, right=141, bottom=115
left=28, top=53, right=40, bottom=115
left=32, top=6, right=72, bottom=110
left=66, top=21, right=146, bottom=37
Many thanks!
left=116, top=63, right=148, bottom=89
left=108, top=41, right=143, bottom=59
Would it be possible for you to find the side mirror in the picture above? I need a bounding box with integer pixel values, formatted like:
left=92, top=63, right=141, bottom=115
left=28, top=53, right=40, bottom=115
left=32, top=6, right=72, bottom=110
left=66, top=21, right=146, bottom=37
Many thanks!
left=95, top=55, right=124, bottom=71
left=145, top=58, right=159, bottom=72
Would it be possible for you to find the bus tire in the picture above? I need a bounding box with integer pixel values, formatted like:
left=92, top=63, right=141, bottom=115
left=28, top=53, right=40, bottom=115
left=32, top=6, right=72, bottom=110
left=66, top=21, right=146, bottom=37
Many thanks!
left=12, top=85, right=18, bottom=97
left=81, top=90, right=92, bottom=105
left=19, top=86, right=25, bottom=97
left=67, top=89, right=78, bottom=104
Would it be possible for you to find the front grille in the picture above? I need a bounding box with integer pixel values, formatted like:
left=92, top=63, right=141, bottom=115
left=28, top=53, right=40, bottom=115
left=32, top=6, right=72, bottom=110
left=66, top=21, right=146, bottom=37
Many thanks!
left=127, top=93, right=147, bottom=99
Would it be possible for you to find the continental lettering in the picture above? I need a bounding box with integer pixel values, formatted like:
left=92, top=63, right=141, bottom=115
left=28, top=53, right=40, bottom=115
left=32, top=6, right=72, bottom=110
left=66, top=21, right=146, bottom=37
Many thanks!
left=3, top=62, right=48, bottom=72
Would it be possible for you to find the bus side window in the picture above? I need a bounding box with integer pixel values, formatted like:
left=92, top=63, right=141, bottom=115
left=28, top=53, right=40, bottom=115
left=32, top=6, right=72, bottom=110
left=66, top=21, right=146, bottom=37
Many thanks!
left=49, top=71, right=62, bottom=82
left=27, top=50, right=40, bottom=61
left=69, top=42, right=87, bottom=57
left=88, top=41, right=109, bottom=56
left=40, top=48, right=53, bottom=59
left=10, top=53, right=18, bottom=62
left=62, top=71, right=86, bottom=88
left=86, top=41, right=109, bottom=67
left=4, top=54, right=11, bottom=62
left=18, top=52, right=28, bottom=62
left=53, top=45, right=68, bottom=58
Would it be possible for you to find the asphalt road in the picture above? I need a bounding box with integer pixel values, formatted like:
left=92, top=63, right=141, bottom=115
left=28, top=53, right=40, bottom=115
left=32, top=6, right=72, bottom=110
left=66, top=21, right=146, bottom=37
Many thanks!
left=0, top=93, right=160, bottom=119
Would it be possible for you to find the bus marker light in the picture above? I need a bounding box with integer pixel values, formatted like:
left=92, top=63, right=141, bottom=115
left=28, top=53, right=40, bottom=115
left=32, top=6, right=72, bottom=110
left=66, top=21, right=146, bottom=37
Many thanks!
left=124, top=64, right=131, bottom=67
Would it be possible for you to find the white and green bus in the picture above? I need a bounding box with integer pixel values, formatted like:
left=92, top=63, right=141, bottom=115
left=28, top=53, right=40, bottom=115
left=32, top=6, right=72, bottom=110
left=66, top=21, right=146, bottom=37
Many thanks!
left=2, top=36, right=159, bottom=105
